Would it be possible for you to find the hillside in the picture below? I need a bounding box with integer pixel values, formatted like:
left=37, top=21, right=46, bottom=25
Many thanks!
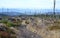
left=0, top=16, right=60, bottom=38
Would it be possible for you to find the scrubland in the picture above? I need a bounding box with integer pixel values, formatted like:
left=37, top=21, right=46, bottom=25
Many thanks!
left=0, top=15, right=60, bottom=38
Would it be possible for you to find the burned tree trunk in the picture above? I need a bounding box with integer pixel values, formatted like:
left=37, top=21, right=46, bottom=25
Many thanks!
left=53, top=0, right=56, bottom=18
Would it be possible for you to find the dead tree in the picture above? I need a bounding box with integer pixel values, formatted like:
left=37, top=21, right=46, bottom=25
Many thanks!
left=53, top=0, right=56, bottom=18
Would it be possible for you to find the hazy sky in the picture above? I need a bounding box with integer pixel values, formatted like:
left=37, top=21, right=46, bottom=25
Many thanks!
left=0, top=0, right=60, bottom=9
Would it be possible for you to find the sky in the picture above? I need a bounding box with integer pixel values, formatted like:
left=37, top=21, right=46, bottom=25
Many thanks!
left=0, top=0, right=60, bottom=9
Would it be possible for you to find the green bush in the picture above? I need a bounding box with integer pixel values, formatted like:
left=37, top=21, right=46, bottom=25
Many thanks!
left=1, top=20, right=8, bottom=24
left=7, top=22, right=16, bottom=27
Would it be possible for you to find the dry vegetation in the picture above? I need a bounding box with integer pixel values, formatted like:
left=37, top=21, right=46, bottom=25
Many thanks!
left=0, top=15, right=60, bottom=38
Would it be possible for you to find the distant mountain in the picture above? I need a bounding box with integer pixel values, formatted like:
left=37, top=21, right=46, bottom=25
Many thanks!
left=0, top=13, right=8, bottom=16
left=1, top=12, right=25, bottom=16
left=0, top=12, right=25, bottom=16
left=0, top=8, right=26, bottom=16
left=0, top=8, right=60, bottom=16
left=45, top=9, right=60, bottom=15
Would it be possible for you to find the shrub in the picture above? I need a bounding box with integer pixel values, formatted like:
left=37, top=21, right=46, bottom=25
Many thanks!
left=48, top=25, right=60, bottom=30
left=7, top=22, right=16, bottom=27
left=1, top=20, right=8, bottom=24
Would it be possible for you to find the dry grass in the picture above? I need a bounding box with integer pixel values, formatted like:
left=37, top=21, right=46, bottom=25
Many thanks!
left=47, top=20, right=60, bottom=31
left=48, top=25, right=60, bottom=30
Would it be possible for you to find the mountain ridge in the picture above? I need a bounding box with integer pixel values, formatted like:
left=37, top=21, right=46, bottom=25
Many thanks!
left=0, top=8, right=60, bottom=16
